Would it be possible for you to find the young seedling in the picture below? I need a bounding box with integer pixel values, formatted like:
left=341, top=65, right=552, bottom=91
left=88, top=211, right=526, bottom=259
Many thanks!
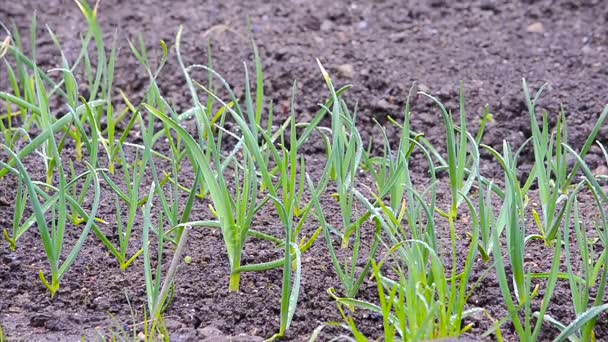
left=549, top=183, right=607, bottom=341
left=524, top=81, right=570, bottom=243
left=0, top=146, right=101, bottom=297
left=420, top=86, right=483, bottom=326
left=327, top=180, right=481, bottom=340
left=543, top=143, right=608, bottom=342
left=100, top=144, right=150, bottom=270
left=262, top=88, right=306, bottom=339
left=1, top=98, right=104, bottom=252
left=522, top=80, right=608, bottom=244
left=303, top=61, right=387, bottom=298
left=2, top=175, right=26, bottom=250
left=363, top=85, right=428, bottom=221
left=420, top=85, right=480, bottom=219
left=142, top=181, right=191, bottom=328
left=482, top=141, right=562, bottom=341
left=145, top=27, right=321, bottom=293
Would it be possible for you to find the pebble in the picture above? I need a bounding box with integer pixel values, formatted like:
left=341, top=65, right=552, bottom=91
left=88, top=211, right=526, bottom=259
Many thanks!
left=582, top=45, right=594, bottom=54
left=526, top=22, right=545, bottom=34
left=336, top=63, right=355, bottom=78
left=198, top=326, right=223, bottom=338
left=389, top=31, right=408, bottom=43
left=320, top=20, right=333, bottom=32
left=356, top=20, right=368, bottom=30
left=376, top=98, right=398, bottom=111
left=418, top=83, right=431, bottom=94
left=594, top=165, right=608, bottom=177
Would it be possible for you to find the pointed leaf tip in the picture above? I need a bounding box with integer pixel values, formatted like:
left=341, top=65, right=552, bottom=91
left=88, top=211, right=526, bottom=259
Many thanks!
left=316, top=58, right=330, bottom=83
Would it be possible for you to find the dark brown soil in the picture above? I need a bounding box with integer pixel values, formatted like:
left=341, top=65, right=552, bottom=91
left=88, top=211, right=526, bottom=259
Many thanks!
left=1, top=0, right=608, bottom=341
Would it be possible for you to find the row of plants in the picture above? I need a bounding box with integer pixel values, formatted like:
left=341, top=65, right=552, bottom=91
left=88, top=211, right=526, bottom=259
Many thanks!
left=1, top=2, right=608, bottom=341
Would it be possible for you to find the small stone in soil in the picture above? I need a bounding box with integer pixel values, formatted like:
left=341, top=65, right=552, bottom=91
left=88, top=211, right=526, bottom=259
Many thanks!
left=593, top=165, right=608, bottom=177
left=336, top=63, right=355, bottom=78
left=526, top=22, right=545, bottom=33
left=376, top=98, right=398, bottom=111
left=198, top=326, right=223, bottom=337
left=320, top=20, right=333, bottom=32
left=418, top=83, right=431, bottom=93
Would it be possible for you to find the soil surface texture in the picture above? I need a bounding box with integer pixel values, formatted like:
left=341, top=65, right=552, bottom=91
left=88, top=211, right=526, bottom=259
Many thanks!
left=1, top=0, right=608, bottom=341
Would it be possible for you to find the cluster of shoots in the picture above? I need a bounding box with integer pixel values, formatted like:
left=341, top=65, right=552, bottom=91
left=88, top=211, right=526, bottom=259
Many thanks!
left=2, top=1, right=608, bottom=341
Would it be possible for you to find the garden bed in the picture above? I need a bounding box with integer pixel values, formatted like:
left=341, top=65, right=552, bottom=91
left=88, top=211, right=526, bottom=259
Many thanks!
left=1, top=1, right=608, bottom=341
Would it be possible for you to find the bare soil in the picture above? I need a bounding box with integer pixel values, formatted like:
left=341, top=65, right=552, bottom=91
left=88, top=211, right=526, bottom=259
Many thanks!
left=1, top=0, right=608, bottom=341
